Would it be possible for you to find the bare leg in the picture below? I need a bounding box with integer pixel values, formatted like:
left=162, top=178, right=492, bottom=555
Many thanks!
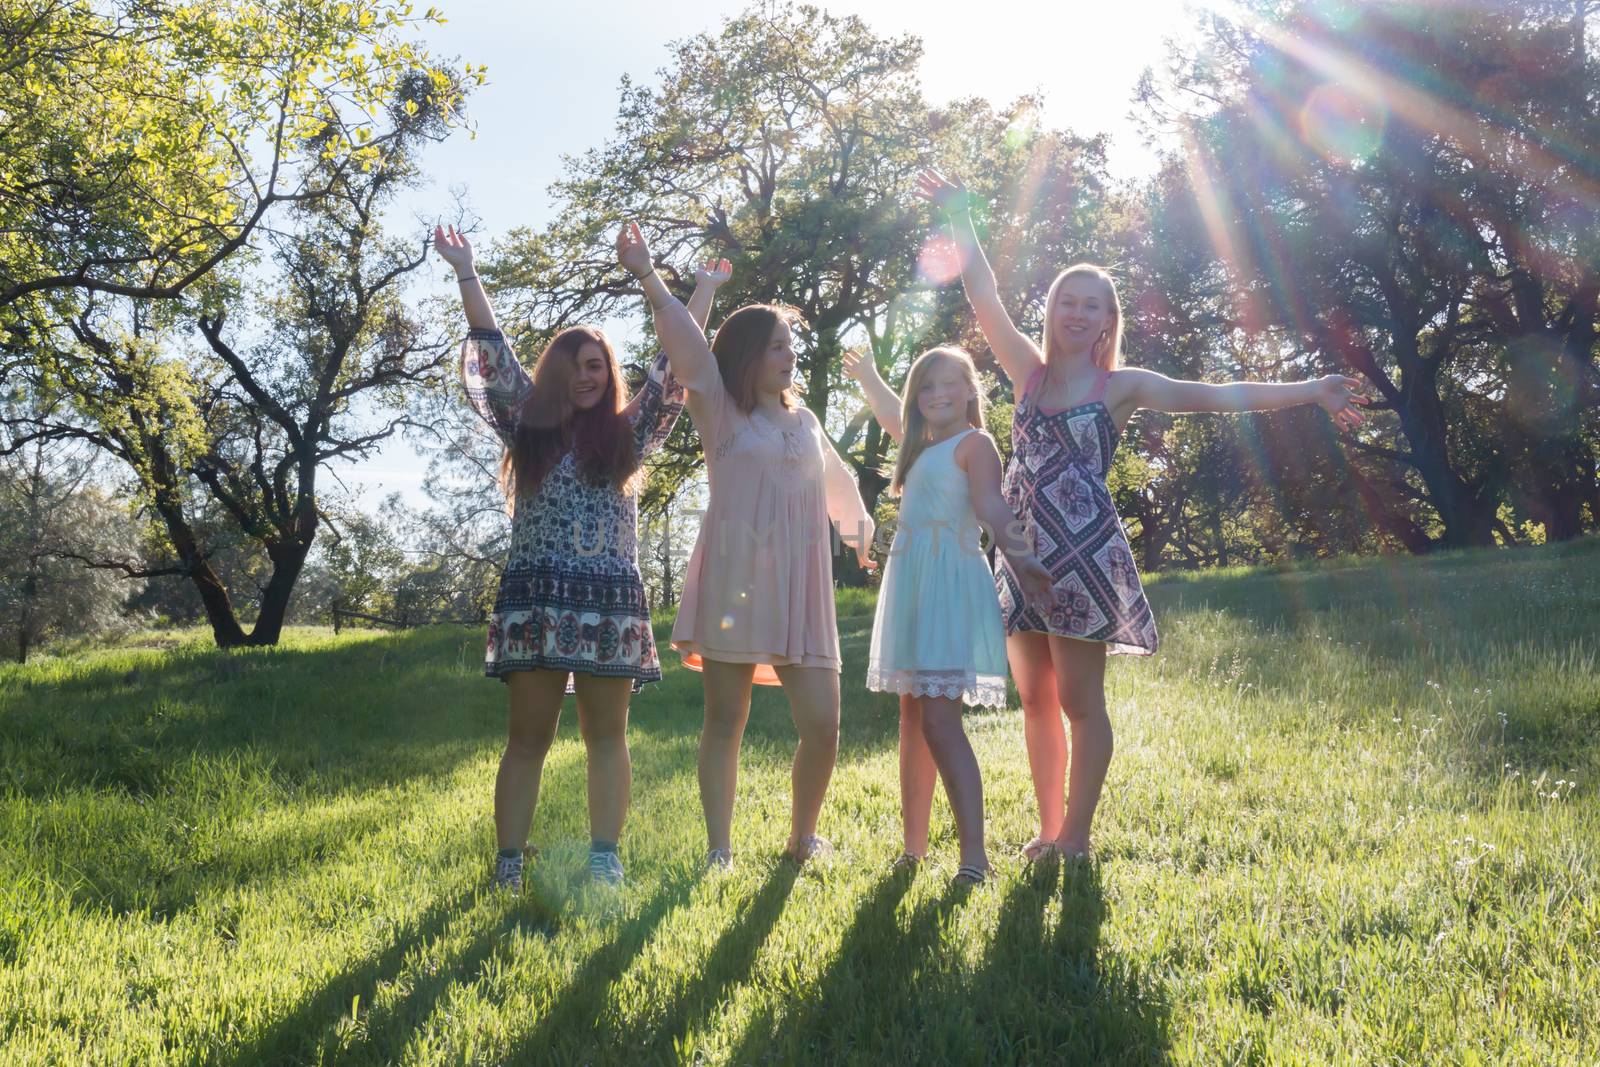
left=898, top=695, right=937, bottom=858
left=699, top=659, right=755, bottom=853
left=773, top=663, right=840, bottom=853
left=496, top=670, right=569, bottom=850
left=572, top=674, right=633, bottom=846
left=1007, top=630, right=1065, bottom=850
left=1048, top=636, right=1111, bottom=856
left=917, top=695, right=988, bottom=871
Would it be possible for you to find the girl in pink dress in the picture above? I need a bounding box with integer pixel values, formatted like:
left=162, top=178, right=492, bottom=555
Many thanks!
left=916, top=169, right=1370, bottom=861
left=617, top=223, right=874, bottom=869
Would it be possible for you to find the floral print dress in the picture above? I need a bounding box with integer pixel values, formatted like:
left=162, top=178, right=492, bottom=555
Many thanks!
left=995, top=368, right=1158, bottom=655
left=461, top=327, right=685, bottom=688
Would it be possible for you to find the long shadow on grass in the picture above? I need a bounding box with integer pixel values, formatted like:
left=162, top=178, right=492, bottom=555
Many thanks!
left=343, top=874, right=697, bottom=1064
left=528, top=862, right=799, bottom=1065
left=724, top=865, right=928, bottom=1063
left=218, top=883, right=561, bottom=1066
left=736, top=862, right=1169, bottom=1066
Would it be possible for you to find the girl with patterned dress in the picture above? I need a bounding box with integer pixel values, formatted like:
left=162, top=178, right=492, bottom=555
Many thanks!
left=916, top=170, right=1370, bottom=861
left=616, top=222, right=875, bottom=871
left=843, top=346, right=1053, bottom=885
left=435, top=224, right=729, bottom=891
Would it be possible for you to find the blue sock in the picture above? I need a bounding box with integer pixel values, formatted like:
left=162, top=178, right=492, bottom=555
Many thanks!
left=590, top=839, right=618, bottom=855
left=497, top=847, right=521, bottom=860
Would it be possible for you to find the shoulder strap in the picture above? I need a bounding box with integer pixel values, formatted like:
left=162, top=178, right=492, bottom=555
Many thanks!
left=1086, top=370, right=1112, bottom=404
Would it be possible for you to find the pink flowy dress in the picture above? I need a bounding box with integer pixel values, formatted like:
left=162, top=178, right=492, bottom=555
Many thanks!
left=671, top=360, right=874, bottom=685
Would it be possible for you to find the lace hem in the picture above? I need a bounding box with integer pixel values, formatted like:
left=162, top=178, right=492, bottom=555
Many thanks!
left=864, top=665, right=1008, bottom=709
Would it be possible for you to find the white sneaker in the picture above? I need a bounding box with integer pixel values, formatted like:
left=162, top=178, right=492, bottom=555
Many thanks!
left=588, top=850, right=625, bottom=887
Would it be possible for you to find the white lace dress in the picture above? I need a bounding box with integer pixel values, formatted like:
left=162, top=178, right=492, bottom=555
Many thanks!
left=865, top=428, right=1009, bottom=709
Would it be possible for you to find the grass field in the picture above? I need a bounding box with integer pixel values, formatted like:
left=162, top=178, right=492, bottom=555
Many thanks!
left=1, top=540, right=1597, bottom=1065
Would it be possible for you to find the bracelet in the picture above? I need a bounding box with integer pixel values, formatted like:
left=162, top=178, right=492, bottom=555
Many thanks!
left=455, top=274, right=478, bottom=283
left=633, top=267, right=657, bottom=282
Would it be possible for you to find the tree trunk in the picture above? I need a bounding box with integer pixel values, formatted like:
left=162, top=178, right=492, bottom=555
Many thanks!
left=1394, top=376, right=1496, bottom=549
left=248, top=538, right=314, bottom=646
left=1344, top=464, right=1432, bottom=554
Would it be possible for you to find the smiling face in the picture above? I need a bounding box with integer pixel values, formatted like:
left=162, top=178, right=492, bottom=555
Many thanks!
left=915, top=355, right=975, bottom=433
left=1049, top=273, right=1114, bottom=356
left=569, top=342, right=610, bottom=410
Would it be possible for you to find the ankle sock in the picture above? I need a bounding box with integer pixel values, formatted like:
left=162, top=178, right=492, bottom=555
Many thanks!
left=497, top=847, right=522, bottom=861
left=590, top=839, right=618, bottom=855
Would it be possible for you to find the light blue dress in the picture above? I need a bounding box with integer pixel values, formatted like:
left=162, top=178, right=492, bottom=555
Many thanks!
left=866, top=428, right=1009, bottom=709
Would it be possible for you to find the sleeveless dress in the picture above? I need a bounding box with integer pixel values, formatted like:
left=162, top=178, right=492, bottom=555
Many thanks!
left=671, top=355, right=874, bottom=685
left=995, top=368, right=1158, bottom=655
left=865, top=428, right=1009, bottom=708
left=461, top=327, right=686, bottom=689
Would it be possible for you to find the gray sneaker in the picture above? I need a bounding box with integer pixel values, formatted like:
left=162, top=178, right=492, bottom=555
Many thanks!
left=588, top=850, right=625, bottom=887
left=493, top=852, right=524, bottom=893
left=706, top=847, right=733, bottom=872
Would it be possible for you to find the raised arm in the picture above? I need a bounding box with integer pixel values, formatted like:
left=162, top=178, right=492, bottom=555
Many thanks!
left=622, top=257, right=730, bottom=422
left=434, top=225, right=497, bottom=332
left=841, top=349, right=904, bottom=444
left=617, top=222, right=721, bottom=394
left=957, top=431, right=1054, bottom=612
left=915, top=170, right=1045, bottom=395
left=685, top=257, right=731, bottom=330
left=1110, top=368, right=1370, bottom=431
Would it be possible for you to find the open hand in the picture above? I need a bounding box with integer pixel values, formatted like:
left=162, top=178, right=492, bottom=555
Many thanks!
left=841, top=349, right=879, bottom=385
left=1011, top=554, right=1056, bottom=615
left=433, top=224, right=475, bottom=273
left=914, top=168, right=970, bottom=213
left=696, top=257, right=733, bottom=287
left=615, top=221, right=654, bottom=279
left=1315, top=375, right=1371, bottom=431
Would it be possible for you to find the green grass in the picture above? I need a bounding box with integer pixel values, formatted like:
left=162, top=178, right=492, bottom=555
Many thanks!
left=2, top=540, right=1597, bottom=1065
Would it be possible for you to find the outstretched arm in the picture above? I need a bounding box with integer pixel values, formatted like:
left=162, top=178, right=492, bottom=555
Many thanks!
left=1112, top=368, right=1371, bottom=431
left=617, top=222, right=722, bottom=394
left=915, top=170, right=1045, bottom=395
left=841, top=349, right=904, bottom=444
left=434, top=225, right=497, bottom=332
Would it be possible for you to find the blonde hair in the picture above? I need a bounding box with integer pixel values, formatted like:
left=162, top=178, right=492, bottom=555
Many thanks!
left=1042, top=263, right=1123, bottom=372
left=890, top=346, right=986, bottom=494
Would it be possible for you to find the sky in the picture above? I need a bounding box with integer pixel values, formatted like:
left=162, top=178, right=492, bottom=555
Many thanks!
left=344, top=0, right=1210, bottom=510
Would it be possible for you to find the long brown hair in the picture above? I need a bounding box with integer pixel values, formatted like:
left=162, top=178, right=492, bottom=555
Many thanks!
left=890, top=346, right=986, bottom=494
left=1042, top=263, right=1124, bottom=371
left=710, top=304, right=805, bottom=413
left=501, top=326, right=639, bottom=504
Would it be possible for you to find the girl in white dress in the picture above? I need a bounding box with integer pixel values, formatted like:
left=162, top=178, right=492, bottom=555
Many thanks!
left=844, top=346, right=1052, bottom=884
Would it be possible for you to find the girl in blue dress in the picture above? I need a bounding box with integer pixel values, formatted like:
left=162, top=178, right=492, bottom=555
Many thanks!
left=844, top=346, right=1053, bottom=884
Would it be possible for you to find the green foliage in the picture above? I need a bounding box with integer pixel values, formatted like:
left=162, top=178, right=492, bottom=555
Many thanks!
left=0, top=543, right=1596, bottom=1062
left=0, top=428, right=143, bottom=662
left=1139, top=0, right=1600, bottom=549
left=0, top=0, right=475, bottom=316
left=485, top=1, right=1111, bottom=529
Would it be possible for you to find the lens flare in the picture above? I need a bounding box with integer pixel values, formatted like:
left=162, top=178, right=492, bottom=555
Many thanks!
left=918, top=233, right=962, bottom=286
left=1003, top=110, right=1040, bottom=153
left=1300, top=83, right=1387, bottom=164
